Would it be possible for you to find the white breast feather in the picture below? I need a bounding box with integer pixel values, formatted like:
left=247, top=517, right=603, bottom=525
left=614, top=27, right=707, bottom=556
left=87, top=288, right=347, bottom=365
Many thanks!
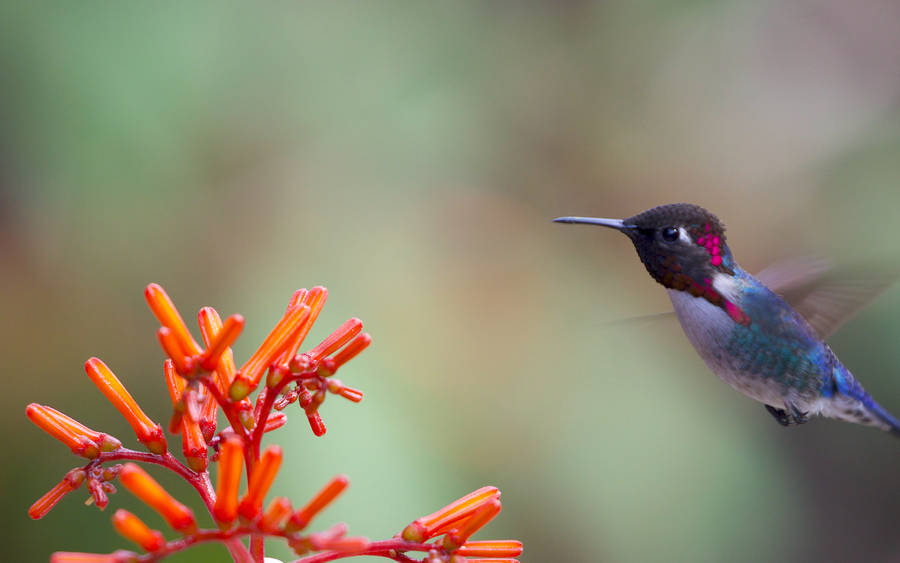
left=666, top=288, right=786, bottom=406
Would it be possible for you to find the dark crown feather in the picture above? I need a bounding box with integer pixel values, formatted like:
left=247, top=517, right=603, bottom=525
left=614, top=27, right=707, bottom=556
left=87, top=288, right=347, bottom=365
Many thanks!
left=625, top=203, right=726, bottom=240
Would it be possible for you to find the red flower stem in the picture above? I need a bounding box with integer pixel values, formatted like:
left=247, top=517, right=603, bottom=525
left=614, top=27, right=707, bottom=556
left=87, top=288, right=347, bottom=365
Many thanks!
left=244, top=369, right=315, bottom=563
left=89, top=451, right=256, bottom=562
left=224, top=539, right=254, bottom=563
left=292, top=540, right=436, bottom=563
left=130, top=527, right=262, bottom=563
left=250, top=535, right=264, bottom=563
left=245, top=376, right=291, bottom=563
left=249, top=370, right=304, bottom=458
left=197, top=371, right=256, bottom=563
left=92, top=450, right=213, bottom=509
left=96, top=450, right=202, bottom=500
left=200, top=375, right=248, bottom=445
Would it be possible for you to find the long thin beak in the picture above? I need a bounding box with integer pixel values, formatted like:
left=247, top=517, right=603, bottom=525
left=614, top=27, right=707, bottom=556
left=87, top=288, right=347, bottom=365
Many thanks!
left=552, top=216, right=631, bottom=231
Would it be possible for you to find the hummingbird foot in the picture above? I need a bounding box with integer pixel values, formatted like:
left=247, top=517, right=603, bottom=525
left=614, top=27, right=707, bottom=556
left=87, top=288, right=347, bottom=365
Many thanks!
left=765, top=402, right=809, bottom=426
left=765, top=405, right=792, bottom=426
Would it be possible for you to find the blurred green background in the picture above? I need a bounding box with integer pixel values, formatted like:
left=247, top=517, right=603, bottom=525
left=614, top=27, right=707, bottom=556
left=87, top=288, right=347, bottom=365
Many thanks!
left=2, top=2, right=900, bottom=562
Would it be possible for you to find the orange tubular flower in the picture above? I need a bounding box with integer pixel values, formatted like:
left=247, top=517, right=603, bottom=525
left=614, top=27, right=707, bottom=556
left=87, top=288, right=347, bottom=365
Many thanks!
left=199, top=314, right=244, bottom=372
left=144, top=284, right=202, bottom=357
left=197, top=307, right=237, bottom=389
left=29, top=469, right=86, bottom=520
left=330, top=333, right=372, bottom=371
left=308, top=318, right=363, bottom=362
left=277, top=286, right=328, bottom=365
left=306, top=411, right=327, bottom=436
left=180, top=417, right=207, bottom=471
left=198, top=306, right=251, bottom=432
left=258, top=497, right=292, bottom=533
left=50, top=552, right=138, bottom=563
left=325, top=379, right=364, bottom=403
left=163, top=360, right=185, bottom=433
left=263, top=411, right=287, bottom=432
left=156, top=327, right=191, bottom=375
left=456, top=541, right=523, bottom=558
left=197, top=393, right=218, bottom=444
left=111, top=509, right=166, bottom=552
left=26, top=404, right=121, bottom=458
left=442, top=499, right=502, bottom=550
left=118, top=464, right=196, bottom=534
left=164, top=359, right=187, bottom=406
left=163, top=361, right=208, bottom=470
left=337, top=386, right=364, bottom=403
left=402, top=486, right=500, bottom=542
left=213, top=435, right=244, bottom=525
left=84, top=358, right=167, bottom=455
left=285, top=474, right=349, bottom=532
left=238, top=445, right=283, bottom=521
left=230, top=304, right=311, bottom=400
left=286, top=288, right=309, bottom=311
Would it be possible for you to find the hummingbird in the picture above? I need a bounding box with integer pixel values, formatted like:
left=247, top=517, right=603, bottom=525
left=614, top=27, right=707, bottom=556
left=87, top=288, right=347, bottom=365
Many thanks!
left=554, top=203, right=900, bottom=438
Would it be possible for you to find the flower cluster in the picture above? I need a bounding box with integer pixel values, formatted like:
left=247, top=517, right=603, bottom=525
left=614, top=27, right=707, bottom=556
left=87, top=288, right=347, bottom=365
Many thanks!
left=27, top=284, right=521, bottom=562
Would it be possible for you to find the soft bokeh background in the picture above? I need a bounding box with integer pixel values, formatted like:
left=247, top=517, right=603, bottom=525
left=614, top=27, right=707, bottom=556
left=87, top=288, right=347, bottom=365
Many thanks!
left=2, top=2, right=900, bottom=562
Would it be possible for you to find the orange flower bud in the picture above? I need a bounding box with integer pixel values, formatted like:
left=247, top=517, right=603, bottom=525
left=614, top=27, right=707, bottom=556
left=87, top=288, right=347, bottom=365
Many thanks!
left=306, top=411, right=326, bottom=436
left=442, top=499, right=502, bottom=551
left=50, top=552, right=138, bottom=563
left=456, top=540, right=523, bottom=558
left=156, top=327, right=191, bottom=376
left=26, top=404, right=120, bottom=458
left=238, top=445, right=283, bottom=521
left=401, top=486, right=500, bottom=542
left=286, top=288, right=309, bottom=310
left=308, top=318, right=363, bottom=362
left=163, top=360, right=186, bottom=406
left=331, top=333, right=372, bottom=371
left=85, top=358, right=166, bottom=455
left=181, top=423, right=208, bottom=472
left=118, top=464, right=196, bottom=534
left=144, top=284, right=202, bottom=356
left=285, top=474, right=349, bottom=532
left=277, top=287, right=328, bottom=365
left=111, top=509, right=165, bottom=552
left=199, top=314, right=244, bottom=372
left=230, top=304, right=311, bottom=400
left=258, top=497, right=292, bottom=533
left=325, top=380, right=364, bottom=403
left=198, top=307, right=251, bottom=432
left=29, top=469, right=85, bottom=519
left=163, top=361, right=208, bottom=470
left=266, top=365, right=290, bottom=388
left=198, top=307, right=237, bottom=388
left=263, top=412, right=287, bottom=432
left=197, top=392, right=218, bottom=445
left=213, top=435, right=244, bottom=525
left=237, top=405, right=255, bottom=430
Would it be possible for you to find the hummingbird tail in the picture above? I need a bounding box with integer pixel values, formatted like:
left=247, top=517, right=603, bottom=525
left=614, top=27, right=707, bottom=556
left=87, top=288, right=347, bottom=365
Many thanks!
left=859, top=397, right=900, bottom=439
left=828, top=366, right=900, bottom=438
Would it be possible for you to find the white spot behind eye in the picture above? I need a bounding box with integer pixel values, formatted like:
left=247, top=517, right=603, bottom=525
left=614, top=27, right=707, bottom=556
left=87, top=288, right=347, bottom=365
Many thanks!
left=712, top=273, right=740, bottom=301
left=678, top=227, right=691, bottom=244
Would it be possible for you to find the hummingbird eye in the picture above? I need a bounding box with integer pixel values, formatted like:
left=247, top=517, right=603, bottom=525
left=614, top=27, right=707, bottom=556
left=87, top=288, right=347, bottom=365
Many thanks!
left=661, top=226, right=679, bottom=242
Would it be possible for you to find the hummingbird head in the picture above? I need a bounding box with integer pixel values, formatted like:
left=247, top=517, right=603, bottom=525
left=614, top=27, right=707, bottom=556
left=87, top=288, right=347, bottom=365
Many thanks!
left=554, top=203, right=735, bottom=291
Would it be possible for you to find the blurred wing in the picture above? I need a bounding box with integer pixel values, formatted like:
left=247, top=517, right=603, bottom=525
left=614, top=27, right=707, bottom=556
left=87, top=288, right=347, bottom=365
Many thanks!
left=755, top=257, right=898, bottom=338
left=606, top=311, right=677, bottom=327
